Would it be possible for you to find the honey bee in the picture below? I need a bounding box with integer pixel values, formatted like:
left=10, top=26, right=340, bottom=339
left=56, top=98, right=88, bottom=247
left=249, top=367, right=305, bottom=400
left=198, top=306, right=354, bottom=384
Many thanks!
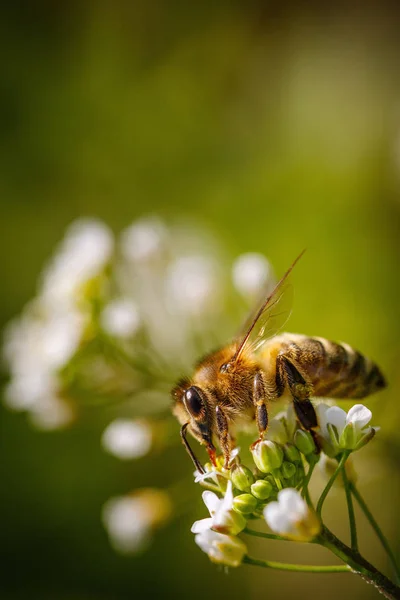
left=171, top=251, right=386, bottom=473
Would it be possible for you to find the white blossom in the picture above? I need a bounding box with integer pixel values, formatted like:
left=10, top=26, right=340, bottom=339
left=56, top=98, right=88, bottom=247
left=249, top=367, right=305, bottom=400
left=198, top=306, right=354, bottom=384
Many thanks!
left=102, top=489, right=171, bottom=554
left=165, top=255, right=218, bottom=315
left=264, top=488, right=321, bottom=541
left=317, top=403, right=377, bottom=454
left=29, top=395, right=74, bottom=430
left=232, top=252, right=272, bottom=297
left=191, top=481, right=246, bottom=536
left=194, top=529, right=247, bottom=567
left=40, top=218, right=113, bottom=310
left=101, top=299, right=141, bottom=338
left=101, top=419, right=152, bottom=460
left=120, top=217, right=167, bottom=263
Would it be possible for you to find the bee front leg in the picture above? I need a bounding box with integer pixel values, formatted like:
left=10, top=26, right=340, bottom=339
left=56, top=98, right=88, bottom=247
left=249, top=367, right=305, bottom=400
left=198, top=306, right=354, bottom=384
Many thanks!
left=251, top=370, right=269, bottom=448
left=215, top=405, right=232, bottom=469
left=277, top=354, right=320, bottom=450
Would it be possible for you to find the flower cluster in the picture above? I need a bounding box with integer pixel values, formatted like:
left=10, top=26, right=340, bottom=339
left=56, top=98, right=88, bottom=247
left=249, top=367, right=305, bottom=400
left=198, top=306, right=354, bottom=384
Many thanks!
left=2, top=216, right=274, bottom=553
left=192, top=401, right=378, bottom=567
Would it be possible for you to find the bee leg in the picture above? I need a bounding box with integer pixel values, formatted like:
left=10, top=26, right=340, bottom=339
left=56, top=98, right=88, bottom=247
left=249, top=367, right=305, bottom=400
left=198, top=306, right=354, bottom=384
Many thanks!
left=277, top=355, right=320, bottom=452
left=215, top=405, right=232, bottom=469
left=250, top=370, right=269, bottom=449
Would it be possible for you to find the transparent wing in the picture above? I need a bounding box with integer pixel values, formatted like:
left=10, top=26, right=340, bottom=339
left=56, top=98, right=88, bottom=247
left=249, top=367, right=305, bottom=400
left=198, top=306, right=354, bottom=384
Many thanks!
left=232, top=251, right=305, bottom=363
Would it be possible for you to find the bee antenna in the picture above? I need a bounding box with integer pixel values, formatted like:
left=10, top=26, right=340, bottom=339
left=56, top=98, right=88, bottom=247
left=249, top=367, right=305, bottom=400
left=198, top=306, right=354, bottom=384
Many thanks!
left=180, top=423, right=205, bottom=474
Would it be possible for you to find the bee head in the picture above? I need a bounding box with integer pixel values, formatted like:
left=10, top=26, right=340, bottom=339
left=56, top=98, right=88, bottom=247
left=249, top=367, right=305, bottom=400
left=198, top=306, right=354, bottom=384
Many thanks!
left=171, top=380, right=216, bottom=470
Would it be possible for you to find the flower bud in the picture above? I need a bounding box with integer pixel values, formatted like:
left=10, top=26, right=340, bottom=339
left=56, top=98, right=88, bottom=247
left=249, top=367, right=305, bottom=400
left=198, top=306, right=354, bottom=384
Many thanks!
left=233, top=493, right=258, bottom=514
left=252, top=440, right=283, bottom=473
left=354, top=427, right=376, bottom=451
left=339, top=422, right=357, bottom=449
left=251, top=479, right=273, bottom=500
left=195, top=530, right=247, bottom=567
left=294, top=430, right=316, bottom=455
left=281, top=461, right=296, bottom=479
left=231, top=464, right=254, bottom=492
left=283, top=443, right=301, bottom=463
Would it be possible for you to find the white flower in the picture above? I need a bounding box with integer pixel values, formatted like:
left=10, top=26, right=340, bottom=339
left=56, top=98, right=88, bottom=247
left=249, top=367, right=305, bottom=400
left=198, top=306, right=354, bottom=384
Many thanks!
left=165, top=255, right=218, bottom=315
left=120, top=217, right=167, bottom=263
left=40, top=218, right=113, bottom=310
left=191, top=481, right=246, bottom=536
left=318, top=452, right=357, bottom=486
left=232, top=253, right=272, bottom=297
left=101, top=419, right=152, bottom=460
left=318, top=403, right=377, bottom=454
left=264, top=488, right=320, bottom=541
left=194, top=529, right=247, bottom=567
left=101, top=299, right=141, bottom=338
left=29, top=395, right=74, bottom=430
left=4, top=310, right=85, bottom=377
left=3, top=309, right=84, bottom=425
left=102, top=489, right=171, bottom=554
left=268, top=404, right=298, bottom=444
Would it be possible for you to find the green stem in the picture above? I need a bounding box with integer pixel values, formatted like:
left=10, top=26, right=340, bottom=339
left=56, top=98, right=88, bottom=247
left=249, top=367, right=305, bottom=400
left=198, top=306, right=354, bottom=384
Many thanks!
left=243, top=554, right=351, bottom=573
left=243, top=527, right=287, bottom=542
left=350, top=483, right=400, bottom=584
left=317, top=526, right=400, bottom=599
left=317, top=451, right=348, bottom=517
left=302, top=457, right=316, bottom=508
left=342, top=465, right=358, bottom=552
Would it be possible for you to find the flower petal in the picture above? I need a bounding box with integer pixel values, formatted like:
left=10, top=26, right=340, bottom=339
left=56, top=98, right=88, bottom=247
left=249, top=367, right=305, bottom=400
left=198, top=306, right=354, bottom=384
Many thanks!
left=202, top=490, right=221, bottom=515
left=277, top=488, right=307, bottom=517
left=346, top=404, right=372, bottom=429
left=325, top=406, right=347, bottom=436
left=191, top=518, right=213, bottom=533
left=264, top=502, right=291, bottom=534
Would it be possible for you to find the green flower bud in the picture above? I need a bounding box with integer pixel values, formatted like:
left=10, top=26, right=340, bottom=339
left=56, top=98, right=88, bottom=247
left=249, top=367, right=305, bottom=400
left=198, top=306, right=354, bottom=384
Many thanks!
left=251, top=440, right=283, bottom=473
left=294, top=430, right=316, bottom=455
left=283, top=443, right=301, bottom=463
left=281, top=461, right=296, bottom=479
left=233, top=493, right=258, bottom=514
left=217, top=475, right=228, bottom=493
left=339, top=422, right=357, bottom=450
left=326, top=423, right=340, bottom=454
left=251, top=479, right=273, bottom=500
left=231, top=464, right=254, bottom=492
left=354, top=427, right=376, bottom=451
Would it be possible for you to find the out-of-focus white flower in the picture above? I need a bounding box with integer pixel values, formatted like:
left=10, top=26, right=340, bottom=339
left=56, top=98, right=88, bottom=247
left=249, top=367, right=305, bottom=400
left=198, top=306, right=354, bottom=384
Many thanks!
left=232, top=253, right=272, bottom=297
left=40, top=218, right=114, bottom=310
left=264, top=488, right=321, bottom=541
left=317, top=403, right=377, bottom=455
left=191, top=481, right=246, bottom=536
left=102, top=489, right=171, bottom=554
left=29, top=395, right=74, bottom=430
left=3, top=309, right=85, bottom=423
left=120, top=217, right=167, bottom=263
left=101, top=299, right=141, bottom=338
left=101, top=418, right=152, bottom=460
left=318, top=452, right=357, bottom=486
left=194, top=529, right=247, bottom=567
left=165, top=255, right=217, bottom=315
left=4, top=373, right=57, bottom=410
left=269, top=404, right=298, bottom=444
left=4, top=311, right=85, bottom=376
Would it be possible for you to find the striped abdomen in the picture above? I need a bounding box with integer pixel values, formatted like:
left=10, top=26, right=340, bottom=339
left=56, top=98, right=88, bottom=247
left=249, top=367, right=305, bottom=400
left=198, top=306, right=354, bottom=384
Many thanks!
left=265, top=333, right=386, bottom=400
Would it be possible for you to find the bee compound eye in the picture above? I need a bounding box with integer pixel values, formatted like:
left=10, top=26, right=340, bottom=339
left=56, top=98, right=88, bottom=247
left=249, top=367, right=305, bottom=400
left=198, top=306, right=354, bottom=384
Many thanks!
left=220, top=362, right=231, bottom=373
left=184, top=387, right=203, bottom=417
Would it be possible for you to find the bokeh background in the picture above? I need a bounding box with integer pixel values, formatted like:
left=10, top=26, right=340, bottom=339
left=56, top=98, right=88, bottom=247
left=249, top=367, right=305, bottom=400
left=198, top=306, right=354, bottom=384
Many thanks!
left=1, top=1, right=400, bottom=599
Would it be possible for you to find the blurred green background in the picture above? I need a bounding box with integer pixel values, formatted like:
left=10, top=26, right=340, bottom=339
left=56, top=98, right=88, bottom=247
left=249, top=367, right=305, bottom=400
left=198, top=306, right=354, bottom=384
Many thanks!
left=1, top=1, right=400, bottom=599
